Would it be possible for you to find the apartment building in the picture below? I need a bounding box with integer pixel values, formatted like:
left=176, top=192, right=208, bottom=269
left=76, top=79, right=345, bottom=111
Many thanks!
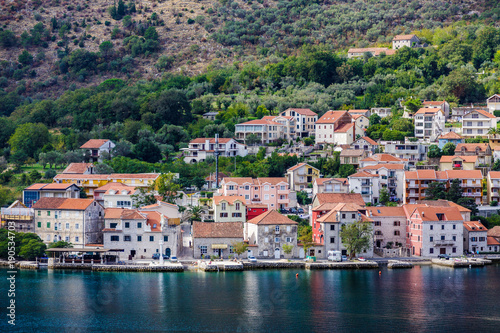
left=262, top=116, right=297, bottom=141
left=359, top=153, right=409, bottom=169
left=405, top=206, right=464, bottom=257
left=33, top=198, right=104, bottom=246
left=347, top=48, right=395, bottom=58
left=461, top=109, right=497, bottom=137
left=286, top=163, right=320, bottom=192
left=80, top=139, right=115, bottom=163
left=361, top=163, right=406, bottom=202
left=1, top=201, right=34, bottom=233
left=219, top=177, right=292, bottom=210
left=183, top=138, right=248, bottom=163
left=487, top=171, right=500, bottom=204
left=279, top=108, right=318, bottom=137
left=312, top=178, right=349, bottom=197
left=438, top=132, right=463, bottom=149
left=404, top=170, right=484, bottom=204
left=414, top=108, right=445, bottom=140
left=439, top=156, right=478, bottom=171
left=487, top=94, right=500, bottom=114
left=348, top=171, right=380, bottom=204
left=340, top=149, right=368, bottom=169
left=235, top=119, right=285, bottom=144
left=351, top=136, right=379, bottom=154
left=315, top=111, right=355, bottom=145
left=366, top=207, right=406, bottom=251
left=384, top=141, right=428, bottom=168
left=463, top=221, right=488, bottom=254
left=455, top=143, right=492, bottom=165
left=212, top=196, right=246, bottom=223
left=23, top=183, right=81, bottom=207
left=422, top=100, right=450, bottom=119
left=392, top=34, right=421, bottom=49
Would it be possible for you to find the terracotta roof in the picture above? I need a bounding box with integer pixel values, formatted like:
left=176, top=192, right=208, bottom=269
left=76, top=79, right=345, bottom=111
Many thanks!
left=455, top=143, right=490, bottom=153
left=247, top=210, right=298, bottom=225
left=340, top=149, right=365, bottom=157
left=54, top=173, right=159, bottom=180
left=463, top=221, right=487, bottom=232
left=405, top=170, right=482, bottom=180
left=316, top=111, right=350, bottom=124
left=314, top=178, right=349, bottom=186
left=143, top=211, right=163, bottom=232
left=488, top=226, right=500, bottom=238
left=80, top=139, right=111, bottom=149
left=335, top=123, right=355, bottom=133
left=393, top=34, right=418, bottom=41
left=423, top=101, right=446, bottom=106
left=287, top=163, right=306, bottom=172
left=348, top=48, right=394, bottom=56
left=445, top=170, right=483, bottom=179
left=282, top=108, right=317, bottom=116
left=489, top=171, right=500, bottom=179
left=416, top=107, right=441, bottom=115
left=349, top=171, right=378, bottom=178
left=54, top=174, right=110, bottom=180
left=222, top=177, right=254, bottom=185
left=237, top=119, right=281, bottom=126
left=487, top=236, right=500, bottom=246
left=213, top=196, right=246, bottom=205
left=439, top=132, right=462, bottom=140
left=317, top=202, right=365, bottom=223
left=314, top=193, right=365, bottom=207
left=246, top=204, right=268, bottom=209
left=361, top=154, right=407, bottom=163
left=104, top=208, right=127, bottom=219
left=62, top=163, right=93, bottom=174
left=190, top=138, right=234, bottom=144
left=316, top=208, right=340, bottom=223
left=193, top=222, right=243, bottom=238
left=467, top=109, right=496, bottom=119
left=362, top=163, right=405, bottom=170
left=366, top=206, right=406, bottom=217
left=416, top=200, right=471, bottom=213
left=359, top=136, right=378, bottom=146
left=25, top=183, right=50, bottom=190
left=33, top=198, right=96, bottom=210
left=95, top=182, right=135, bottom=193
left=257, top=177, right=288, bottom=185
left=413, top=206, right=463, bottom=222
left=439, top=155, right=478, bottom=163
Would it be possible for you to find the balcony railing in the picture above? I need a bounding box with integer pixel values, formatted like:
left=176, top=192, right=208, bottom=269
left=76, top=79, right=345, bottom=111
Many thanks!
left=433, top=240, right=455, bottom=246
left=408, top=184, right=419, bottom=188
left=463, top=192, right=481, bottom=197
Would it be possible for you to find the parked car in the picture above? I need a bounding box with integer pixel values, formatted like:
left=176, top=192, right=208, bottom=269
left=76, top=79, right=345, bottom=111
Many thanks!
left=289, top=207, right=298, bottom=214
left=280, top=209, right=289, bottom=214
left=358, top=257, right=366, bottom=262
left=248, top=256, right=257, bottom=262
left=438, top=254, right=450, bottom=260
left=170, top=256, right=178, bottom=262
left=341, top=255, right=348, bottom=261
left=297, top=208, right=304, bottom=214
left=152, top=253, right=169, bottom=260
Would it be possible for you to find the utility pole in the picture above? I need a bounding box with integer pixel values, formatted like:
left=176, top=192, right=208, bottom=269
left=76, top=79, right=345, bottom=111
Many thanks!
left=215, top=134, right=220, bottom=188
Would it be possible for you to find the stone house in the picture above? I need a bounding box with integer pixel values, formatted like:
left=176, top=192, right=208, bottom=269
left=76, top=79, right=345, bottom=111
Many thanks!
left=340, top=149, right=368, bottom=169
left=103, top=208, right=181, bottom=260
left=245, top=210, right=299, bottom=259
left=351, top=136, right=379, bottom=154
left=366, top=207, right=406, bottom=252
left=454, top=143, right=492, bottom=166
left=33, top=198, right=104, bottom=247
left=463, top=221, right=488, bottom=254
left=315, top=111, right=355, bottom=145
left=437, top=132, right=463, bottom=149
left=392, top=34, right=421, bottom=49
left=1, top=200, right=34, bottom=233
left=193, top=221, right=244, bottom=259
left=80, top=139, right=115, bottom=163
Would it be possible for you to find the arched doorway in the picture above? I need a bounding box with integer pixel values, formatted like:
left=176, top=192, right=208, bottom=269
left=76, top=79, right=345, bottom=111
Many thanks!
left=274, top=248, right=280, bottom=259
left=165, top=248, right=171, bottom=258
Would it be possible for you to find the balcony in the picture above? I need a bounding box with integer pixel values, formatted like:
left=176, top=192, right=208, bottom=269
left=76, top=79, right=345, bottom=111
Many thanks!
left=408, top=192, right=420, bottom=197
left=361, top=191, right=371, bottom=195
left=463, top=192, right=481, bottom=197
left=407, top=184, right=419, bottom=188
left=491, top=192, right=500, bottom=197
left=433, top=239, right=455, bottom=246
left=251, top=197, right=261, bottom=202
left=277, top=189, right=288, bottom=194
left=421, top=184, right=429, bottom=188
left=278, top=198, right=289, bottom=204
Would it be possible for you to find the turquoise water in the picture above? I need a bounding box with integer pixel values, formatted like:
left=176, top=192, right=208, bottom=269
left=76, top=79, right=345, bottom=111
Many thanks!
left=2, top=265, right=500, bottom=332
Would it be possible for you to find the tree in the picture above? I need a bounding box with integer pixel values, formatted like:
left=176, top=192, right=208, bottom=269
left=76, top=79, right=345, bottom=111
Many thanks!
left=133, top=139, right=161, bottom=163
left=94, top=163, right=114, bottom=174
left=442, top=142, right=456, bottom=156
left=99, top=41, right=114, bottom=59
left=245, top=133, right=261, bottom=146
left=427, top=145, right=442, bottom=158
left=379, top=188, right=390, bottom=205
left=231, top=241, right=248, bottom=258
left=131, top=187, right=156, bottom=208
left=340, top=220, right=372, bottom=259
left=143, top=89, right=192, bottom=127
left=18, top=50, right=34, bottom=66
left=48, top=241, right=73, bottom=248
left=156, top=172, right=182, bottom=204
left=339, top=164, right=356, bottom=178
left=443, top=67, right=483, bottom=103
left=404, top=98, right=422, bottom=114
left=0, top=30, right=17, bottom=47
left=144, top=26, right=159, bottom=41
left=369, top=113, right=381, bottom=126
left=282, top=244, right=294, bottom=256
left=446, top=179, right=463, bottom=203
left=425, top=182, right=446, bottom=200
left=298, top=226, right=313, bottom=255
left=8, top=123, right=50, bottom=158
left=187, top=205, right=204, bottom=223
left=297, top=190, right=312, bottom=205
left=457, top=197, right=478, bottom=215
left=29, top=170, right=42, bottom=183
left=191, top=176, right=206, bottom=190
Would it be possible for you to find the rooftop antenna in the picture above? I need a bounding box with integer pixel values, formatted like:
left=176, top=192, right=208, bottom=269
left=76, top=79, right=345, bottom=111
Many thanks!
left=215, top=134, right=220, bottom=188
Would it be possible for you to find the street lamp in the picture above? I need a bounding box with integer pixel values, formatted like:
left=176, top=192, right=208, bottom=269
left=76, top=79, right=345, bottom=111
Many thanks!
left=159, top=240, right=164, bottom=265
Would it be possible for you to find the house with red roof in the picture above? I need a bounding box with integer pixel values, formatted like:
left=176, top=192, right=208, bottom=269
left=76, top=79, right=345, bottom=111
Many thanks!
left=23, top=183, right=81, bottom=207
left=392, top=34, right=421, bottom=49
left=463, top=221, right=488, bottom=254
left=235, top=118, right=287, bottom=144
left=455, top=143, right=492, bottom=165
left=366, top=206, right=407, bottom=253
left=279, top=108, right=318, bottom=138
left=103, top=208, right=181, bottom=260
left=193, top=221, right=244, bottom=259
left=439, top=155, right=478, bottom=171
left=422, top=100, right=450, bottom=119
left=93, top=182, right=138, bottom=208
left=360, top=163, right=406, bottom=202
left=312, top=178, right=349, bottom=197
left=80, top=139, right=115, bottom=163
left=461, top=109, right=498, bottom=138
left=62, top=163, right=95, bottom=174
left=286, top=162, right=320, bottom=192
left=414, top=107, right=445, bottom=140
left=315, top=111, right=355, bottom=145
left=262, top=115, right=297, bottom=141
left=384, top=141, right=428, bottom=168
left=182, top=137, right=247, bottom=164
left=33, top=198, right=104, bottom=247
left=348, top=171, right=381, bottom=204
left=487, top=94, right=500, bottom=114
left=438, top=131, right=463, bottom=149
left=212, top=196, right=246, bottom=222
left=351, top=136, right=379, bottom=154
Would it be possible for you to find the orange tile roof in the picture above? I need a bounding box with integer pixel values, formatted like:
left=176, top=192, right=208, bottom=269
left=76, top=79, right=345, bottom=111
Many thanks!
left=62, top=163, right=94, bottom=174
left=95, top=182, right=135, bottom=193
left=415, top=107, right=441, bottom=114
left=413, top=206, right=463, bottom=222
left=143, top=211, right=163, bottom=232
left=366, top=206, right=406, bottom=217
left=238, top=119, right=281, bottom=126
left=489, top=171, right=500, bottom=179
left=439, top=155, right=478, bottom=163
left=361, top=154, right=407, bottom=162
left=314, top=193, right=365, bottom=207
left=417, top=200, right=471, bottom=213
left=423, top=100, right=446, bottom=106
left=469, top=109, right=496, bottom=119
left=80, top=139, right=111, bottom=149
left=340, top=149, right=366, bottom=157
left=282, top=108, right=317, bottom=116
left=193, top=221, right=244, bottom=238
left=405, top=170, right=436, bottom=180
left=463, top=221, right=487, bottom=232
left=487, top=236, right=500, bottom=246
left=33, top=198, right=96, bottom=210
left=362, top=163, right=405, bottom=170
left=488, top=226, right=500, bottom=238
left=316, top=111, right=350, bottom=124
left=405, top=169, right=482, bottom=180
left=257, top=177, right=288, bottom=185
left=335, top=123, right=355, bottom=133
left=25, top=183, right=50, bottom=190
left=439, top=132, right=462, bottom=140
left=213, top=196, right=246, bottom=205
left=247, top=210, right=298, bottom=225
left=445, top=170, right=483, bottom=179
left=314, top=178, right=349, bottom=186
left=455, top=143, right=490, bottom=153
left=393, top=34, right=418, bottom=41
left=349, top=171, right=378, bottom=178
left=190, top=138, right=234, bottom=144
left=221, top=177, right=255, bottom=185
left=287, top=163, right=306, bottom=172
left=104, top=208, right=127, bottom=219
left=359, top=136, right=378, bottom=145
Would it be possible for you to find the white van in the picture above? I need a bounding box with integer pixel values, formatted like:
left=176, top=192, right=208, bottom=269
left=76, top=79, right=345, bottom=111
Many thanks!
left=327, top=250, right=342, bottom=262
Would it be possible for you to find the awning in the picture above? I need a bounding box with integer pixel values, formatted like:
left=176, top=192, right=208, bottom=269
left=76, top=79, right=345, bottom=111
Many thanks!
left=211, top=244, right=228, bottom=249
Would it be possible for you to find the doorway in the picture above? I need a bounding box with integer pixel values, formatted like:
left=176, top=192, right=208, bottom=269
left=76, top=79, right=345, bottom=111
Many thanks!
left=376, top=240, right=381, bottom=248
left=165, top=248, right=171, bottom=258
left=440, top=248, right=446, bottom=254
left=274, top=248, right=280, bottom=259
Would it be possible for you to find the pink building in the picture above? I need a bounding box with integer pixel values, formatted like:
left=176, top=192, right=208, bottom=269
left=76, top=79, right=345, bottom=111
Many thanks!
left=218, top=177, right=291, bottom=210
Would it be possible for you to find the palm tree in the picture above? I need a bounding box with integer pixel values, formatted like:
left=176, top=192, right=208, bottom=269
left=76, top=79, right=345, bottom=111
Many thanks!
left=187, top=205, right=204, bottom=223
left=488, top=128, right=499, bottom=137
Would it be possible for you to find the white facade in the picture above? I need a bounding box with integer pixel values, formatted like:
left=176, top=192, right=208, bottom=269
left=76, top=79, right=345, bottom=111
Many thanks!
left=392, top=34, right=420, bottom=49
left=414, top=108, right=445, bottom=140
left=183, top=138, right=248, bottom=163
left=348, top=172, right=380, bottom=204
left=461, top=110, right=497, bottom=137
left=487, top=94, right=500, bottom=114
left=279, top=108, right=318, bottom=137
left=463, top=222, right=488, bottom=253
left=371, top=108, right=392, bottom=118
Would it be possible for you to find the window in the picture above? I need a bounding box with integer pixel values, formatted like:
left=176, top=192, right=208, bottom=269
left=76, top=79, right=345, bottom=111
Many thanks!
left=430, top=236, right=433, bottom=242
left=430, top=248, right=434, bottom=254
left=394, top=231, right=400, bottom=236
left=111, top=236, right=119, bottom=241
left=75, top=223, right=79, bottom=229
left=441, top=225, right=445, bottom=230
left=374, top=221, right=381, bottom=226
left=164, top=236, right=169, bottom=242
left=235, top=203, right=240, bottom=210
left=47, top=211, right=50, bottom=216
left=280, top=186, right=286, bottom=191
left=221, top=203, right=226, bottom=210
left=110, top=223, right=117, bottom=228
left=245, top=195, right=250, bottom=200
left=430, top=225, right=433, bottom=230
left=265, top=227, right=269, bottom=232
left=125, top=222, right=130, bottom=228
left=229, top=246, right=234, bottom=254
left=275, top=226, right=280, bottom=232
left=65, top=236, right=69, bottom=242
left=38, top=211, right=41, bottom=216
left=441, top=236, right=445, bottom=240
left=265, top=237, right=269, bottom=243
left=342, top=214, right=346, bottom=219
left=453, top=224, right=456, bottom=230
left=352, top=214, right=355, bottom=218
left=471, top=237, right=477, bottom=242
left=394, top=221, right=400, bottom=226
left=287, top=226, right=291, bottom=232
left=452, top=247, right=456, bottom=253
left=150, top=236, right=154, bottom=242
left=479, top=237, right=486, bottom=241
left=453, top=236, right=456, bottom=241
left=75, top=236, right=79, bottom=242
left=275, top=237, right=280, bottom=243
left=137, top=236, right=142, bottom=242
left=245, top=186, right=249, bottom=190
left=124, top=236, right=131, bottom=242
left=220, top=213, right=228, bottom=218
left=200, top=246, right=207, bottom=254
left=330, top=237, right=335, bottom=243
left=264, top=194, right=269, bottom=200
left=37, top=222, right=41, bottom=228
left=228, top=185, right=234, bottom=191
left=330, top=225, right=335, bottom=231
left=232, top=213, right=242, bottom=218
left=138, top=222, right=142, bottom=229
left=47, top=222, right=50, bottom=228
left=264, top=185, right=269, bottom=191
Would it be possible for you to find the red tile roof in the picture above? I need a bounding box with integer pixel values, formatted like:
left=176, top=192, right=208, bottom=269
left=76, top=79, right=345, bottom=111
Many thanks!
left=487, top=236, right=500, bottom=246
left=487, top=226, right=500, bottom=238
left=463, top=221, right=487, bottom=232
left=361, top=154, right=407, bottom=162
left=247, top=210, right=298, bottom=225
left=413, top=206, right=463, bottom=222
left=33, top=198, right=96, bottom=210
left=362, top=163, right=405, bottom=170
left=314, top=178, right=349, bottom=186
left=416, top=107, right=441, bottom=115
left=489, top=171, right=500, bottom=179
left=193, top=222, right=244, bottom=238
left=405, top=170, right=482, bottom=180
left=335, top=123, right=355, bottom=133
left=25, top=183, right=50, bottom=190
left=189, top=138, right=234, bottom=144
left=469, top=109, right=496, bottom=119
left=423, top=100, right=446, bottom=106
left=213, top=196, right=246, bottom=205
left=366, top=206, right=406, bottom=217
left=80, top=139, right=111, bottom=149
left=439, top=132, right=462, bottom=140
left=62, top=163, right=94, bottom=174
left=316, top=111, right=350, bottom=124
left=349, top=171, right=378, bottom=178
left=393, top=34, right=418, bottom=41
left=359, top=136, right=378, bottom=145
left=282, top=108, right=317, bottom=116
left=238, top=119, right=281, bottom=126
left=94, top=182, right=135, bottom=193
left=257, top=177, right=288, bottom=185
left=314, top=193, right=365, bottom=207
left=221, top=177, right=255, bottom=185
left=439, top=155, right=478, bottom=163
left=455, top=143, right=490, bottom=153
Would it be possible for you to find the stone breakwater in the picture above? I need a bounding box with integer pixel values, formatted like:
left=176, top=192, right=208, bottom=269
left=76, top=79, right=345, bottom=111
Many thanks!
left=306, top=261, right=379, bottom=269
left=431, top=258, right=492, bottom=268
left=387, top=260, right=414, bottom=269
left=93, top=264, right=184, bottom=272
left=243, top=262, right=306, bottom=270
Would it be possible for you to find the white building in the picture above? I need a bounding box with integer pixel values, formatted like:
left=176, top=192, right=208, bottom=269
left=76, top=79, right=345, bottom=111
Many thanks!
left=80, top=139, right=115, bottom=163
left=414, top=108, right=445, bottom=140
left=487, top=94, right=500, bottom=114
left=235, top=119, right=285, bottom=144
left=463, top=221, right=488, bottom=254
left=348, top=171, right=380, bottom=204
left=347, top=48, right=395, bottom=58
left=461, top=109, right=497, bottom=137
left=279, top=108, right=318, bottom=137
left=315, top=111, right=355, bottom=145
left=361, top=163, right=406, bottom=202
left=371, top=108, right=392, bottom=118
left=422, top=100, right=450, bottom=119
left=262, top=116, right=297, bottom=141
left=384, top=141, right=429, bottom=168
left=183, top=138, right=248, bottom=163
left=392, top=34, right=421, bottom=49
left=94, top=182, right=137, bottom=208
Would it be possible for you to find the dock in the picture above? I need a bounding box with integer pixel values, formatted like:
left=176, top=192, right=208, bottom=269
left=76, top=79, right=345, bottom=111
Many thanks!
left=431, top=258, right=492, bottom=268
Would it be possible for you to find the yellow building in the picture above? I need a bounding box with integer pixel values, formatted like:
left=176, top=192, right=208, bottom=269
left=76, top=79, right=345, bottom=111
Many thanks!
left=439, top=156, right=478, bottom=171
left=286, top=163, right=320, bottom=192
